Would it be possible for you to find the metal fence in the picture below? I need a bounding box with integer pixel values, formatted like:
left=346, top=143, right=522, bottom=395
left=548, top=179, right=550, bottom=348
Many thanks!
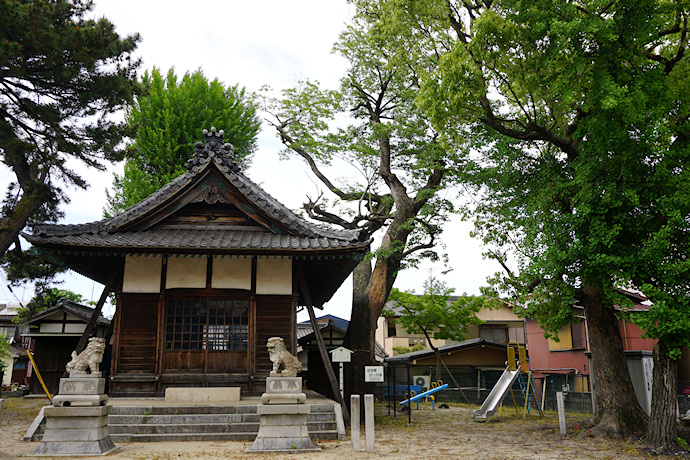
left=382, top=364, right=594, bottom=415
left=381, top=364, right=690, bottom=417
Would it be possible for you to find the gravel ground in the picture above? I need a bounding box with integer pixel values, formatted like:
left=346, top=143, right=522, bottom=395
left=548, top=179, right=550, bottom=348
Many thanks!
left=1, top=397, right=686, bottom=459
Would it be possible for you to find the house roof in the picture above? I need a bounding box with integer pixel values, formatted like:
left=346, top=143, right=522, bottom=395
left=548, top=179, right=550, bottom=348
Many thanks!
left=26, top=129, right=368, bottom=252
left=298, top=314, right=350, bottom=331
left=0, top=303, right=22, bottom=321
left=384, top=337, right=507, bottom=363
left=297, top=316, right=387, bottom=359
left=8, top=344, right=28, bottom=358
left=24, top=298, right=110, bottom=327
left=23, top=128, right=371, bottom=306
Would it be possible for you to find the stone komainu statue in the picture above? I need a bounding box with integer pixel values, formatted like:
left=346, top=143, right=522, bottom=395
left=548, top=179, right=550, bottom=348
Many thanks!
left=65, top=337, right=106, bottom=376
left=266, top=337, right=302, bottom=377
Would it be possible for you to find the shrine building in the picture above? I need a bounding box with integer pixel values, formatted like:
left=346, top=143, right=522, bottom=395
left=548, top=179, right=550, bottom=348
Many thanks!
left=24, top=128, right=370, bottom=396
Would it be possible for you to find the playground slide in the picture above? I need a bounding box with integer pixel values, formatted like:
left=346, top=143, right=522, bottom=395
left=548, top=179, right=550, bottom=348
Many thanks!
left=473, top=363, right=521, bottom=421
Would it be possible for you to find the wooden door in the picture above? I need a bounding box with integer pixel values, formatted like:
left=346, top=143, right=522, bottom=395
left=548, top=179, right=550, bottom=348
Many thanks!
left=162, top=296, right=249, bottom=373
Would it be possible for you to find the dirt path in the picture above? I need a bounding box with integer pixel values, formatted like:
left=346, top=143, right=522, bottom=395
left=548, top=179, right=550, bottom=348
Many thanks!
left=0, top=398, right=680, bottom=459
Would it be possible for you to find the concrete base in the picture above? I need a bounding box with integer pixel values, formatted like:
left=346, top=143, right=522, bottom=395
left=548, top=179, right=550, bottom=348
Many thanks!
left=246, top=403, right=320, bottom=453
left=30, top=440, right=119, bottom=457
left=31, top=405, right=118, bottom=457
left=261, top=393, right=307, bottom=405
left=53, top=378, right=109, bottom=407
left=165, top=387, right=240, bottom=402
left=52, top=394, right=109, bottom=407
left=266, top=376, right=302, bottom=394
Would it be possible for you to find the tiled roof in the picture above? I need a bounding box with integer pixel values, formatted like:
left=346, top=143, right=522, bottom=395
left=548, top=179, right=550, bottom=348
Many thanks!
left=384, top=337, right=505, bottom=362
left=25, top=298, right=110, bottom=326
left=26, top=229, right=366, bottom=252
left=26, top=128, right=368, bottom=252
left=298, top=314, right=350, bottom=331
left=297, top=317, right=387, bottom=359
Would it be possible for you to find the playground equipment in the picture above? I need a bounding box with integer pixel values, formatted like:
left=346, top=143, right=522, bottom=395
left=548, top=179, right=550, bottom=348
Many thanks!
left=473, top=341, right=542, bottom=421
left=400, top=380, right=449, bottom=410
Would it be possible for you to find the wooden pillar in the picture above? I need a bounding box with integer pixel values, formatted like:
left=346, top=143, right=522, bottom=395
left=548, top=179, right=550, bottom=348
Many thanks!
left=296, top=265, right=350, bottom=424
left=75, top=262, right=121, bottom=355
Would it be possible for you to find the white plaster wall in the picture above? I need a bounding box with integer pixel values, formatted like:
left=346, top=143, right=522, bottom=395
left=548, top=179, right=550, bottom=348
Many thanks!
left=166, top=256, right=207, bottom=289
left=256, top=257, right=292, bottom=295
left=122, top=255, right=162, bottom=293
left=1, top=355, right=14, bottom=385
left=64, top=323, right=86, bottom=334
left=39, top=323, right=62, bottom=333
left=211, top=257, right=252, bottom=290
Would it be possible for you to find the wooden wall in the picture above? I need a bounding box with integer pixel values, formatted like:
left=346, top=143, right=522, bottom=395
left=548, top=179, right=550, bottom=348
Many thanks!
left=30, top=337, right=79, bottom=395
left=253, top=295, right=296, bottom=393
left=110, top=294, right=159, bottom=395
left=110, top=292, right=297, bottom=396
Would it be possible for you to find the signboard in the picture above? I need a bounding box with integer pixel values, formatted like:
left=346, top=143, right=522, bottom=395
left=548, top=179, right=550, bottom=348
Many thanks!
left=365, top=366, right=384, bottom=382
left=330, top=346, right=353, bottom=363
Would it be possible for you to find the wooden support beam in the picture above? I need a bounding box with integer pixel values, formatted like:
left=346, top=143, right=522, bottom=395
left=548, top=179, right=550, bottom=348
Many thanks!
left=297, top=265, right=350, bottom=424
left=75, top=262, right=121, bottom=355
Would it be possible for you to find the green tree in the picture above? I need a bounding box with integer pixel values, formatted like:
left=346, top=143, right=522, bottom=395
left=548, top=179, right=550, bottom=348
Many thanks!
left=355, top=0, right=690, bottom=445
left=106, top=68, right=261, bottom=215
left=387, top=277, right=484, bottom=381
left=0, top=333, right=10, bottom=383
left=391, top=343, right=426, bottom=355
left=0, top=0, right=140, bottom=256
left=263, top=17, right=461, bottom=398
left=14, top=287, right=92, bottom=323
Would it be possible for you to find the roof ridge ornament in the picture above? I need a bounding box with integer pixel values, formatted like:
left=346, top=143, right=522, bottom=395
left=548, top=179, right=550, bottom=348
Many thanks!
left=187, top=126, right=239, bottom=172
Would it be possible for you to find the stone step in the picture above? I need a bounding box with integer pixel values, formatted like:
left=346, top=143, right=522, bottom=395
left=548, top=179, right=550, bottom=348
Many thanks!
left=109, top=430, right=339, bottom=443
left=109, top=433, right=257, bottom=442
left=109, top=403, right=336, bottom=416
left=108, top=413, right=259, bottom=424
left=29, top=404, right=341, bottom=442
left=108, top=422, right=260, bottom=435
left=108, top=412, right=333, bottom=425
left=109, top=405, right=257, bottom=416
left=108, top=420, right=336, bottom=434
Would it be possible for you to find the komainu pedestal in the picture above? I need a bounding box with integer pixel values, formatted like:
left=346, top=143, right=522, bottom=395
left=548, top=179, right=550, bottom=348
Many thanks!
left=31, top=338, right=117, bottom=456
left=31, top=405, right=117, bottom=457
left=246, top=376, right=320, bottom=453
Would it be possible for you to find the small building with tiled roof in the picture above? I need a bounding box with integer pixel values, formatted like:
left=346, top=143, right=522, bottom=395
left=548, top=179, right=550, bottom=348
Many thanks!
left=25, top=128, right=370, bottom=396
left=296, top=315, right=386, bottom=400
left=22, top=298, right=111, bottom=395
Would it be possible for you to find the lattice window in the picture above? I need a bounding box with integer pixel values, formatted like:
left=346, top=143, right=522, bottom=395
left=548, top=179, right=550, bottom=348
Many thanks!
left=165, top=298, right=248, bottom=351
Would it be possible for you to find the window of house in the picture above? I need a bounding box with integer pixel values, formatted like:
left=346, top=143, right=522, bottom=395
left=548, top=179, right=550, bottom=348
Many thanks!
left=165, top=298, right=248, bottom=351
left=387, top=319, right=397, bottom=337
left=571, top=321, right=586, bottom=350
left=480, top=326, right=509, bottom=343
left=547, top=321, right=587, bottom=351
left=0, top=326, right=15, bottom=338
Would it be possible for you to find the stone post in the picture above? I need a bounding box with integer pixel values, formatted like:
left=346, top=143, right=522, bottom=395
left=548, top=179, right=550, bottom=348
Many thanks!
left=32, top=337, right=117, bottom=456
left=556, top=391, right=567, bottom=435
left=365, top=394, right=375, bottom=452
left=351, top=394, right=360, bottom=451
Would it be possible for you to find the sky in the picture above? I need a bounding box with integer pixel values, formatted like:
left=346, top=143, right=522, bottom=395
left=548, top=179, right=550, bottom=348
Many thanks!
left=0, top=0, right=501, bottom=319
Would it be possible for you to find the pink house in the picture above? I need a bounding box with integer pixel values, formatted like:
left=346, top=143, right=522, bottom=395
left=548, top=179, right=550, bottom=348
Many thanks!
left=523, top=289, right=690, bottom=414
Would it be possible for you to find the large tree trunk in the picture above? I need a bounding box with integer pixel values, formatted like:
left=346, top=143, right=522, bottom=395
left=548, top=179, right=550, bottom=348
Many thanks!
left=0, top=186, right=51, bottom=256
left=343, top=260, right=378, bottom=405
left=646, top=341, right=678, bottom=451
left=582, top=283, right=648, bottom=436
